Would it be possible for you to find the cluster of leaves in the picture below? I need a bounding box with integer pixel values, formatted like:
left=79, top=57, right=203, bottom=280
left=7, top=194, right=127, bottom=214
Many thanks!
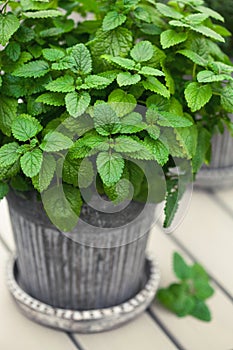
left=157, top=252, right=214, bottom=321
left=0, top=0, right=233, bottom=229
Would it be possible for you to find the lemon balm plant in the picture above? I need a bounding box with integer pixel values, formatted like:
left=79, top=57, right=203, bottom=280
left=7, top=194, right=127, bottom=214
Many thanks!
left=0, top=0, right=232, bottom=331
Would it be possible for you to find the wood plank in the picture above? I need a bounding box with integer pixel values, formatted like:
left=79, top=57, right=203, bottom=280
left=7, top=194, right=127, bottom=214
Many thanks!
left=75, top=313, right=178, bottom=350
left=169, top=191, right=233, bottom=295
left=148, top=227, right=233, bottom=350
left=0, top=240, right=77, bottom=350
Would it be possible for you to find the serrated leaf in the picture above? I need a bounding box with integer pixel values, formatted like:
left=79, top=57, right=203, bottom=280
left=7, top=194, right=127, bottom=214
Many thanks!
left=190, top=24, right=225, bottom=43
left=173, top=252, right=191, bottom=280
left=185, top=13, right=208, bottom=25
left=42, top=48, right=65, bottom=62
left=35, top=154, right=56, bottom=192
left=90, top=28, right=133, bottom=58
left=175, top=125, right=198, bottom=158
left=143, top=77, right=170, bottom=98
left=164, top=179, right=180, bottom=228
left=0, top=142, right=20, bottom=167
left=114, top=136, right=145, bottom=153
left=102, top=55, right=135, bottom=70
left=46, top=75, right=75, bottom=93
left=139, top=66, right=165, bottom=76
left=52, top=56, right=76, bottom=70
left=192, top=127, right=211, bottom=173
left=12, top=114, right=42, bottom=141
left=120, top=112, right=146, bottom=134
left=156, top=3, right=183, bottom=19
left=65, top=91, right=91, bottom=118
left=0, top=95, right=18, bottom=136
left=130, top=41, right=154, bottom=62
left=108, top=89, right=137, bottom=117
left=62, top=155, right=80, bottom=186
left=117, top=72, right=141, bottom=87
left=209, top=62, right=233, bottom=74
left=197, top=70, right=231, bottom=83
left=82, top=75, right=113, bottom=89
left=196, top=5, right=224, bottom=22
left=190, top=300, right=211, bottom=322
left=221, top=85, right=233, bottom=113
left=40, top=131, right=73, bottom=152
left=0, top=182, right=9, bottom=200
left=102, top=11, right=127, bottom=31
left=144, top=137, right=169, bottom=165
left=36, top=92, right=65, bottom=106
left=161, top=30, right=187, bottom=49
left=5, top=42, right=21, bottom=62
left=194, top=279, right=214, bottom=300
left=20, top=148, right=43, bottom=178
left=94, top=104, right=121, bottom=136
left=177, top=49, right=208, bottom=67
left=13, top=60, right=49, bottom=78
left=43, top=184, right=82, bottom=232
left=0, top=13, right=20, bottom=46
left=185, top=82, right=212, bottom=112
left=23, top=10, right=62, bottom=18
left=68, top=43, right=92, bottom=75
left=97, top=152, right=124, bottom=186
left=78, top=158, right=94, bottom=188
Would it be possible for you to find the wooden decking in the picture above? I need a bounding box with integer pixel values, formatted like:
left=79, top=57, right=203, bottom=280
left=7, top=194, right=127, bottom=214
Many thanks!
left=0, top=187, right=233, bottom=350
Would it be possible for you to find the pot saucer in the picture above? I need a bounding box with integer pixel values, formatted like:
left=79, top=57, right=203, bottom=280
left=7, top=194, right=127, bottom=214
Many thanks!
left=6, top=255, right=160, bottom=333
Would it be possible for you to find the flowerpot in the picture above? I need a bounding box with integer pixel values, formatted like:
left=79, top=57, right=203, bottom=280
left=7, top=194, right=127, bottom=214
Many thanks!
left=6, top=190, right=159, bottom=332
left=195, top=115, right=233, bottom=189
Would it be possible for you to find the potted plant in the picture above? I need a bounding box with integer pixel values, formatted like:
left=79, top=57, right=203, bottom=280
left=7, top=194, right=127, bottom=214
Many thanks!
left=194, top=0, right=233, bottom=188
left=0, top=0, right=232, bottom=332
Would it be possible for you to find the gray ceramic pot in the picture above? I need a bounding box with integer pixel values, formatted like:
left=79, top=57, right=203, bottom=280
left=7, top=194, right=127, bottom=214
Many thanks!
left=7, top=190, right=155, bottom=311
left=196, top=115, right=233, bottom=189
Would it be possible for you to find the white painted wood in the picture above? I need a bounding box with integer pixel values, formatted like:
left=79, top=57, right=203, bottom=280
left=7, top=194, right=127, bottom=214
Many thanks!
left=169, top=191, right=233, bottom=294
left=0, top=199, right=15, bottom=251
left=213, top=187, right=233, bottom=213
left=75, top=313, right=178, bottom=350
left=148, top=226, right=233, bottom=350
left=0, top=242, right=77, bottom=350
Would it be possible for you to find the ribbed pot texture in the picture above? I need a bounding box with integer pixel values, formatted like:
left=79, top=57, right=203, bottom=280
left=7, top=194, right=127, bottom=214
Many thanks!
left=7, top=191, right=154, bottom=310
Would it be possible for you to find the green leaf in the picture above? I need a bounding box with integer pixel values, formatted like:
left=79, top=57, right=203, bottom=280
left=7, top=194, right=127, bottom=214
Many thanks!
left=220, top=85, right=233, bottom=113
left=42, top=48, right=65, bottom=62
left=97, top=152, right=125, bottom=186
left=175, top=125, right=198, bottom=159
left=35, top=154, right=56, bottom=192
left=192, top=127, right=211, bottom=173
left=156, top=3, right=183, bottom=19
left=190, top=24, right=225, bottom=43
left=185, top=13, right=208, bottom=25
left=144, top=137, right=169, bottom=165
left=134, top=7, right=151, bottom=23
left=161, top=30, right=187, bottom=49
left=93, top=104, right=121, bottom=136
left=102, top=55, right=136, bottom=70
left=36, top=92, right=65, bottom=106
left=23, top=10, right=62, bottom=18
left=197, top=70, right=231, bottom=83
left=185, top=82, right=212, bottom=112
left=196, top=5, right=224, bottom=22
left=102, top=11, right=127, bottom=31
left=143, top=77, right=170, bottom=98
left=13, top=60, right=49, bottom=78
left=46, top=75, right=75, bottom=93
left=177, top=50, right=208, bottom=67
left=0, top=142, right=20, bottom=167
left=191, top=263, right=209, bottom=281
left=190, top=300, right=211, bottom=322
left=120, top=112, right=146, bottom=134
left=43, top=184, right=82, bottom=232
left=139, top=66, right=165, bottom=77
left=0, top=95, right=18, bottom=136
left=117, top=72, right=141, bottom=87
left=20, top=148, right=43, bottom=178
left=0, top=13, right=20, bottom=46
left=114, top=136, right=145, bottom=153
left=40, top=131, right=73, bottom=152
left=108, top=89, right=137, bottom=117
left=63, top=155, right=80, bottom=186
left=156, top=111, right=193, bottom=128
left=82, top=75, right=113, bottom=89
left=173, top=252, right=191, bottom=280
left=194, top=280, right=214, bottom=300
left=65, top=91, right=91, bottom=118
left=12, top=114, right=42, bottom=142
left=164, top=179, right=180, bottom=228
left=130, top=41, right=154, bottom=62
left=5, top=42, right=21, bottom=62
left=51, top=56, right=76, bottom=71
left=68, top=43, right=92, bottom=75
left=78, top=158, right=94, bottom=188
left=90, top=28, right=133, bottom=58
left=0, top=182, right=9, bottom=200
